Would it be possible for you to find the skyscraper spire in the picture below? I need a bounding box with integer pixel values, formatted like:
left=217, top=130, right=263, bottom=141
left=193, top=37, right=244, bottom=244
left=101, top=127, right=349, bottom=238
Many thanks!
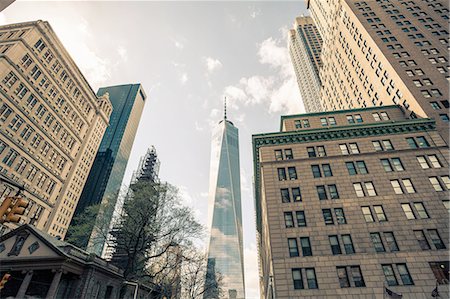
left=224, top=96, right=227, bottom=120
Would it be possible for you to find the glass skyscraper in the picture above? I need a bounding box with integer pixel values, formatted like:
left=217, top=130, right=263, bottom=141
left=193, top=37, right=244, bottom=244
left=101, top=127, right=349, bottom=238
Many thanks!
left=205, top=109, right=245, bottom=299
left=69, top=84, right=146, bottom=256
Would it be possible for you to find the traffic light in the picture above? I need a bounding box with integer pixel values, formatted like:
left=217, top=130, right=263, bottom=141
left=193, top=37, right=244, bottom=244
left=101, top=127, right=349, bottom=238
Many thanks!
left=5, top=198, right=28, bottom=223
left=0, top=197, right=13, bottom=222
left=0, top=273, right=11, bottom=290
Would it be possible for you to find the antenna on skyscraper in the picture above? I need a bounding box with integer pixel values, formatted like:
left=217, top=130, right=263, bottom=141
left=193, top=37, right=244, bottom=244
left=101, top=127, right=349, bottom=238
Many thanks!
left=224, top=96, right=227, bottom=120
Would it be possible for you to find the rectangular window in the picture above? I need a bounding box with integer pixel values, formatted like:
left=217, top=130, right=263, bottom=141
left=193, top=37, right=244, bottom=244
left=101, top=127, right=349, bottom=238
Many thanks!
left=292, top=269, right=304, bottom=289
left=417, top=156, right=430, bottom=169
left=346, top=162, right=357, bottom=175
left=429, top=262, right=449, bottom=285
left=335, top=208, right=346, bottom=224
left=428, top=155, right=441, bottom=168
left=340, top=144, right=349, bottom=155
left=365, top=182, right=377, bottom=196
left=322, top=164, right=333, bottom=177
left=349, top=143, right=359, bottom=154
left=372, top=113, right=381, bottom=121
left=416, top=136, right=429, bottom=148
left=428, top=229, right=446, bottom=249
left=337, top=267, right=350, bottom=288
left=311, top=165, right=321, bottom=178
left=384, top=232, right=399, bottom=252
left=284, top=212, right=294, bottom=228
left=300, top=237, right=312, bottom=256
left=351, top=266, right=365, bottom=287
left=288, top=238, right=299, bottom=257
left=429, top=177, right=443, bottom=191
left=441, top=176, right=450, bottom=189
left=275, top=150, right=283, bottom=161
left=281, top=188, right=290, bottom=203
left=391, top=158, right=404, bottom=171
left=302, top=119, right=310, bottom=128
left=373, top=205, right=387, bottom=221
left=329, top=235, right=342, bottom=255
left=347, top=115, right=355, bottom=124
left=401, top=203, right=416, bottom=219
left=296, top=211, right=306, bottom=227
left=361, top=206, right=374, bottom=222
left=354, top=183, right=365, bottom=197
left=292, top=187, right=301, bottom=202
left=381, top=159, right=393, bottom=172
left=288, top=167, right=297, bottom=180
left=317, top=146, right=326, bottom=157
left=278, top=168, right=287, bottom=181
left=320, top=118, right=328, bottom=126
left=285, top=149, right=293, bottom=160
left=413, top=202, right=429, bottom=219
left=342, top=235, right=355, bottom=254
left=402, top=179, right=415, bottom=193
left=370, top=232, right=385, bottom=252
left=391, top=180, right=403, bottom=194
left=294, top=120, right=301, bottom=129
left=354, top=114, right=363, bottom=123
left=305, top=268, right=318, bottom=289
left=414, top=230, right=431, bottom=250
left=373, top=141, right=383, bottom=151
left=382, top=265, right=398, bottom=286
left=317, top=185, right=327, bottom=200
left=328, top=184, right=339, bottom=199
left=329, top=117, right=337, bottom=126
left=397, top=264, right=414, bottom=285
left=406, top=137, right=418, bottom=148
left=382, top=140, right=394, bottom=150
left=307, top=147, right=316, bottom=158
left=323, top=209, right=334, bottom=225
left=356, top=161, right=367, bottom=174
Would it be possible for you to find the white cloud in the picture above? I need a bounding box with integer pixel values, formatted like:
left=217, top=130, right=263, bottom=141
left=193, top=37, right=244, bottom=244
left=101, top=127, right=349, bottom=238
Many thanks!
left=204, top=57, right=223, bottom=73
left=244, top=243, right=260, bottom=299
left=180, top=72, right=188, bottom=85
left=171, top=38, right=184, bottom=50
left=117, top=45, right=128, bottom=62
left=194, top=121, right=204, bottom=132
left=223, top=31, right=304, bottom=115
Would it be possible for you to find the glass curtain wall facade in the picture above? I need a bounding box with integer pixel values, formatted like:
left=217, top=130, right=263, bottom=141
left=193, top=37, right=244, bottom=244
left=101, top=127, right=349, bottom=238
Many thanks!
left=205, top=116, right=245, bottom=299
left=69, top=84, right=146, bottom=256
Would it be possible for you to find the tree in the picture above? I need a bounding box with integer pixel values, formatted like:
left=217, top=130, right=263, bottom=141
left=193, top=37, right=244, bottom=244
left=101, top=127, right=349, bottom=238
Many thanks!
left=65, top=204, right=100, bottom=249
left=108, top=181, right=204, bottom=282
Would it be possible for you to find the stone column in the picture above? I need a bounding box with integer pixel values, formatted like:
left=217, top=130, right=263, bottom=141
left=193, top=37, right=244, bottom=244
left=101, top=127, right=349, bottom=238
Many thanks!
left=45, top=269, right=63, bottom=299
left=16, top=270, right=33, bottom=298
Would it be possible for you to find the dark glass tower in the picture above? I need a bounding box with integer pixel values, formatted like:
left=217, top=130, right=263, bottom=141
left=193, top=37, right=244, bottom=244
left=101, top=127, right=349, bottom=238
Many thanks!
left=70, top=84, right=146, bottom=256
left=205, top=104, right=245, bottom=298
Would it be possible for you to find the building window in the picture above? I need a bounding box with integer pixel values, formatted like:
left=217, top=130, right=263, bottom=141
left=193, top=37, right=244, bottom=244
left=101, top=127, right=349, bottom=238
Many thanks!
left=382, top=265, right=398, bottom=286
left=320, top=118, right=328, bottom=126
left=323, top=209, right=334, bottom=225
left=296, top=211, right=306, bottom=227
left=337, top=267, right=350, bottom=288
left=401, top=203, right=416, bottom=219
left=429, top=177, right=444, bottom=191
left=441, top=176, right=450, bottom=189
left=285, top=149, right=293, bottom=160
left=288, top=167, right=297, bottom=180
left=347, top=115, right=355, bottom=124
left=390, top=180, right=403, bottom=194
left=340, top=144, right=349, bottom=155
left=305, top=268, right=318, bottom=289
left=311, top=165, right=321, bottom=178
left=284, top=212, right=294, bottom=228
left=323, top=164, right=333, bottom=177
left=384, top=232, right=399, bottom=252
left=373, top=205, right=387, bottom=221
left=428, top=229, right=446, bottom=249
left=427, top=155, right=441, bottom=168
left=402, top=179, right=416, bottom=193
left=346, top=162, right=357, bottom=175
left=335, top=208, right=346, bottom=224
left=328, top=184, right=339, bottom=199
left=416, top=156, right=430, bottom=169
left=350, top=266, right=366, bottom=287
left=329, top=235, right=342, bottom=255
left=380, top=159, right=393, bottom=172
left=342, top=235, right=355, bottom=254
left=413, top=202, right=429, bottom=219
left=292, top=269, right=304, bottom=289
left=302, top=119, right=310, bottom=128
left=292, top=187, right=302, bottom=202
left=397, top=264, right=414, bottom=285
left=281, top=188, right=290, bottom=203
left=370, top=232, right=385, bottom=252
left=361, top=206, right=374, bottom=222
left=288, top=238, right=299, bottom=257
left=278, top=168, right=287, bottom=181
left=275, top=150, right=283, bottom=161
left=354, top=114, right=363, bottom=123
left=294, top=120, right=301, bottom=129
left=414, top=230, right=431, bottom=250
left=300, top=237, right=312, bottom=256
left=354, top=183, right=365, bottom=197
left=329, top=117, right=337, bottom=126
left=317, top=185, right=327, bottom=200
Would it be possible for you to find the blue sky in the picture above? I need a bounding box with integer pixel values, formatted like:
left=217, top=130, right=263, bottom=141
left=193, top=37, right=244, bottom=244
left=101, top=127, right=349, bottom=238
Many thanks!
left=2, top=1, right=308, bottom=297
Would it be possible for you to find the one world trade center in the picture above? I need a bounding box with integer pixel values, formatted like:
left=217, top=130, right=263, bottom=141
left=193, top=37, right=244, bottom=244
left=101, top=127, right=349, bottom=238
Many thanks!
left=204, top=100, right=245, bottom=299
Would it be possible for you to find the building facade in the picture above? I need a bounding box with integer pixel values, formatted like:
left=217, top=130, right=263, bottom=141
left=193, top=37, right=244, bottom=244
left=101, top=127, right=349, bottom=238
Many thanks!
left=307, top=0, right=449, bottom=141
left=205, top=110, right=245, bottom=298
left=70, top=84, right=146, bottom=256
left=0, top=21, right=111, bottom=238
left=253, top=105, right=449, bottom=298
left=289, top=16, right=323, bottom=113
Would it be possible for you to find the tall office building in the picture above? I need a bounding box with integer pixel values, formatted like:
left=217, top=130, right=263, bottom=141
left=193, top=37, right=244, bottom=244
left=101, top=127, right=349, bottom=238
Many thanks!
left=205, top=105, right=245, bottom=299
left=307, top=0, right=449, bottom=141
left=253, top=105, right=449, bottom=298
left=71, top=84, right=146, bottom=255
left=106, top=146, right=160, bottom=264
left=289, top=16, right=323, bottom=112
left=0, top=21, right=112, bottom=237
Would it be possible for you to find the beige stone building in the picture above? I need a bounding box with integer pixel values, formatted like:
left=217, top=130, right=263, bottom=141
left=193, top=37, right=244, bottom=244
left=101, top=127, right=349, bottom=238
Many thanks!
left=0, top=20, right=112, bottom=239
left=253, top=105, right=449, bottom=298
left=289, top=16, right=323, bottom=113
left=307, top=0, right=449, bottom=141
